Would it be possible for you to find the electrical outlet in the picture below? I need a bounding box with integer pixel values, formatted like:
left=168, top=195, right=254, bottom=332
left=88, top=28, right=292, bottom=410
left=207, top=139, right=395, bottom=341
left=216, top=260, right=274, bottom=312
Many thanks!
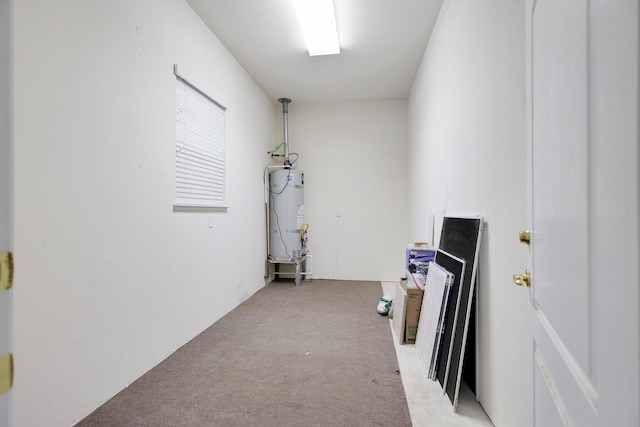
left=207, top=214, right=214, bottom=228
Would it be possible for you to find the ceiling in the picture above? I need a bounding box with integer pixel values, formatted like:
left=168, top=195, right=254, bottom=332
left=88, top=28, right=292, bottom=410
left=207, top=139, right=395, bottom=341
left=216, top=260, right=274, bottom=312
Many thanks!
left=185, top=0, right=444, bottom=105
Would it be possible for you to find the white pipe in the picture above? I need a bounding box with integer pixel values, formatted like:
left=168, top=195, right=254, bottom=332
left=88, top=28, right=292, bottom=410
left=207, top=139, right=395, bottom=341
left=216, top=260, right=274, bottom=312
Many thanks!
left=302, top=254, right=313, bottom=277
left=278, top=98, right=292, bottom=166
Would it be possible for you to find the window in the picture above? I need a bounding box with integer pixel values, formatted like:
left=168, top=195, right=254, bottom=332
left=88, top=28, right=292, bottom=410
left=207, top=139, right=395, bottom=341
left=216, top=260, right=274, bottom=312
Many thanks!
left=174, top=65, right=226, bottom=208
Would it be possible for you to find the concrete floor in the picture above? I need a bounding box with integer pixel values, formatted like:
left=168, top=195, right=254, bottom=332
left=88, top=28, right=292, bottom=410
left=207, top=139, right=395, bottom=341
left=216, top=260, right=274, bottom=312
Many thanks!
left=382, top=282, right=494, bottom=427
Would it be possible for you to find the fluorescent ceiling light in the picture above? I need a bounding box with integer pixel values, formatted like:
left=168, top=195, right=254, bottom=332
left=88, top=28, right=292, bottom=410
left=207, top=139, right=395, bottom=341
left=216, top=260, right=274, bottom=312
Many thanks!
left=292, top=0, right=340, bottom=56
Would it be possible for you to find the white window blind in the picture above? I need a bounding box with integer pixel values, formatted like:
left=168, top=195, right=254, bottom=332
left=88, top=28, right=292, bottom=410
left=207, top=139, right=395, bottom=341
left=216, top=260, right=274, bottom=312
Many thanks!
left=174, top=65, right=226, bottom=208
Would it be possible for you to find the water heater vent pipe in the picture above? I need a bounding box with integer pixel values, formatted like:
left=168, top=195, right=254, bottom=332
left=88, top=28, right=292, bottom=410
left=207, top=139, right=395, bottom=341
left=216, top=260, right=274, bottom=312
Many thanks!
left=278, top=98, right=292, bottom=167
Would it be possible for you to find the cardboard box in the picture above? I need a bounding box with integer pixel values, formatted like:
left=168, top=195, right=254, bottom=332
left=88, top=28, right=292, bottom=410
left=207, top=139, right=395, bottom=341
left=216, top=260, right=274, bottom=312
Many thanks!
left=401, top=278, right=424, bottom=344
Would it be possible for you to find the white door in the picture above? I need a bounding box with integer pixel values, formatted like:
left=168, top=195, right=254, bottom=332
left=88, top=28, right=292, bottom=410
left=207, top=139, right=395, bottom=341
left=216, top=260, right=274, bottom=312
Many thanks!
left=0, top=0, right=11, bottom=425
left=526, top=1, right=639, bottom=426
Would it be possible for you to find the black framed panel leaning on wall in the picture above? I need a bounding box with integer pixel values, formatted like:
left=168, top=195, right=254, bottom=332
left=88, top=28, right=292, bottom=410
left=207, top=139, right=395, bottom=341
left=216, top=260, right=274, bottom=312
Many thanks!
left=438, top=216, right=483, bottom=411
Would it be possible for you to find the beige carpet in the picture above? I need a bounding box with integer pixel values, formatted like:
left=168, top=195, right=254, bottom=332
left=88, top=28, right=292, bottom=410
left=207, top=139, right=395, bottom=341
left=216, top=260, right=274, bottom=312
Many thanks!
left=76, top=279, right=412, bottom=426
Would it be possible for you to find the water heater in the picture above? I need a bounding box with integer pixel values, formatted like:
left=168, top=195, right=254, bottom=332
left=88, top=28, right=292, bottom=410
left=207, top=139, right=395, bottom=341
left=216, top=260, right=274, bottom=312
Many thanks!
left=269, top=168, right=304, bottom=261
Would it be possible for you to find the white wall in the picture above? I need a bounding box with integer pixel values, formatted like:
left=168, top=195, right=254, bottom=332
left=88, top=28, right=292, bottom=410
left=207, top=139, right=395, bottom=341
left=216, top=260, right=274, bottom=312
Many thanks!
left=286, top=100, right=409, bottom=281
left=12, top=1, right=276, bottom=425
left=408, top=0, right=529, bottom=426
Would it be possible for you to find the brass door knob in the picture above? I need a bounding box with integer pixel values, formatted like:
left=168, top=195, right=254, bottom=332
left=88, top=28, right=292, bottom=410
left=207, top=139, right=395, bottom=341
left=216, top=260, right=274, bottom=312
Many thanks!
left=519, top=229, right=531, bottom=245
left=513, top=269, right=531, bottom=287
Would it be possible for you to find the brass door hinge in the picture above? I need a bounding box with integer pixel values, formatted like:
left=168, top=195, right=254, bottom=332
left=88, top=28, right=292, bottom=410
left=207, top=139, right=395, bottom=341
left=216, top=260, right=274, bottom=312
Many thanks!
left=0, top=252, right=13, bottom=291
left=0, top=353, right=13, bottom=395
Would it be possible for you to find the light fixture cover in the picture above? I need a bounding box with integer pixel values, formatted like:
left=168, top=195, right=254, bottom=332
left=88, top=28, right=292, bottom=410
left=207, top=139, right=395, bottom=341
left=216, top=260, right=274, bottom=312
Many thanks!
left=293, top=0, right=340, bottom=56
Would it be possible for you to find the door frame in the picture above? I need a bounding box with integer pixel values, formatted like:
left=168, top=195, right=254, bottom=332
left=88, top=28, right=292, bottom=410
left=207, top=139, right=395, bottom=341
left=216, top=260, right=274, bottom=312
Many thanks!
left=0, top=0, right=12, bottom=425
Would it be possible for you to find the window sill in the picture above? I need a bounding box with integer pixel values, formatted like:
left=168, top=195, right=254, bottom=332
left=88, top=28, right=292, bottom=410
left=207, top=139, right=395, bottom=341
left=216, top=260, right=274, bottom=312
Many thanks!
left=173, top=204, right=229, bottom=212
